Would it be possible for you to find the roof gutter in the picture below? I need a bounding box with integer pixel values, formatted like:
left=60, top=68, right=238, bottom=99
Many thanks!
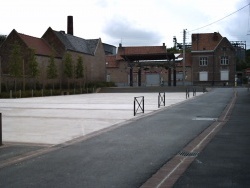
left=191, top=50, right=214, bottom=53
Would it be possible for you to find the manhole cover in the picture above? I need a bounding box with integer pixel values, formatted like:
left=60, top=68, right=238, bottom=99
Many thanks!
left=178, top=151, right=199, bottom=157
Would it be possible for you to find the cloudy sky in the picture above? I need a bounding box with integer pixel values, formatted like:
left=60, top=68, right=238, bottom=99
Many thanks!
left=0, top=0, right=249, bottom=48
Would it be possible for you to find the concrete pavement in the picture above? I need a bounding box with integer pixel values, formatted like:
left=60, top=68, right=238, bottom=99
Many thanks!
left=0, top=92, right=200, bottom=145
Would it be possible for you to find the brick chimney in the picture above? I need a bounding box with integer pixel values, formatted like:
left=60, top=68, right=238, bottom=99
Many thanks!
left=67, top=16, right=73, bottom=35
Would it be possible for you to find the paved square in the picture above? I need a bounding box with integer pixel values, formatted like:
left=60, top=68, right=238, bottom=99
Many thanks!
left=0, top=92, right=201, bottom=145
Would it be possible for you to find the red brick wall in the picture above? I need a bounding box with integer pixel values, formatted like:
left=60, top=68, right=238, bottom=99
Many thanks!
left=192, top=38, right=236, bottom=86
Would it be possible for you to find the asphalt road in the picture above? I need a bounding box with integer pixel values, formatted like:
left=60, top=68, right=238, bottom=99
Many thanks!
left=174, top=88, right=250, bottom=187
left=0, top=88, right=235, bottom=188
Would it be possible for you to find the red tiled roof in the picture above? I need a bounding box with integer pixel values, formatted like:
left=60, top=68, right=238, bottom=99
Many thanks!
left=117, top=45, right=167, bottom=61
left=191, top=32, right=223, bottom=51
left=18, top=33, right=55, bottom=57
left=118, top=46, right=167, bottom=55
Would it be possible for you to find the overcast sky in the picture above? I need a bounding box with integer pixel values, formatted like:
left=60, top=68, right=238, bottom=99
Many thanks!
left=1, top=0, right=250, bottom=48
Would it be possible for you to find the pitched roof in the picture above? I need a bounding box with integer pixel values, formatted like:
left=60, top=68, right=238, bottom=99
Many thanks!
left=118, top=46, right=167, bottom=55
left=191, top=32, right=223, bottom=51
left=53, top=30, right=99, bottom=55
left=17, top=32, right=55, bottom=57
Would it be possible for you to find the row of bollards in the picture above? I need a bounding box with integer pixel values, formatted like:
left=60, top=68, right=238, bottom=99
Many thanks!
left=134, top=87, right=206, bottom=116
left=186, top=87, right=206, bottom=99
left=186, top=88, right=196, bottom=99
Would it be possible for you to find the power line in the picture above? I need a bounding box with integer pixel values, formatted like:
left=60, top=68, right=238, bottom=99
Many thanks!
left=190, top=3, right=250, bottom=32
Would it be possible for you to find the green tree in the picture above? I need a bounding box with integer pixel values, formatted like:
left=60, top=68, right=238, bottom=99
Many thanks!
left=63, top=52, right=73, bottom=89
left=75, top=56, right=84, bottom=87
left=47, top=55, right=58, bottom=89
left=9, top=41, right=22, bottom=93
left=246, top=49, right=250, bottom=68
left=0, top=35, right=6, bottom=46
left=28, top=49, right=39, bottom=89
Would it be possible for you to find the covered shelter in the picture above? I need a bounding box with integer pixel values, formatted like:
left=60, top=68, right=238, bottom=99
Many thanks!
left=117, top=44, right=178, bottom=86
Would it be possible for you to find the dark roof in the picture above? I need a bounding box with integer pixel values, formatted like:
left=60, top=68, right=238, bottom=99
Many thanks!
left=53, top=30, right=99, bottom=55
left=17, top=32, right=55, bottom=56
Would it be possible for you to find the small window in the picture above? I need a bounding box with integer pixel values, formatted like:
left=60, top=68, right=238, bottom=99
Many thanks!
left=199, top=57, right=208, bottom=66
left=220, top=56, right=229, bottom=65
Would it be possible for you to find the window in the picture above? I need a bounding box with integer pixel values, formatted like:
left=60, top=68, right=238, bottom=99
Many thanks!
left=106, top=74, right=111, bottom=82
left=220, top=70, right=229, bottom=81
left=199, top=71, right=208, bottom=81
left=220, top=56, right=229, bottom=65
left=199, top=57, right=208, bottom=66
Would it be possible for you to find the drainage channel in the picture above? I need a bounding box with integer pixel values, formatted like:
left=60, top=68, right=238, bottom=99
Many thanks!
left=178, top=150, right=199, bottom=157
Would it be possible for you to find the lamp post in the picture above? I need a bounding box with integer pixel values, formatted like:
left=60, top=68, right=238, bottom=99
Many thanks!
left=183, top=29, right=186, bottom=86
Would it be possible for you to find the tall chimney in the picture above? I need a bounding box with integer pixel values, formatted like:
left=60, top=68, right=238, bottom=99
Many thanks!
left=67, top=16, right=73, bottom=35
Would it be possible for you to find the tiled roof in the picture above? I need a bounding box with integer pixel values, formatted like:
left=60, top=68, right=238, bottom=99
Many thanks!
left=118, top=46, right=167, bottom=55
left=117, top=45, right=168, bottom=61
left=53, top=31, right=99, bottom=55
left=18, top=33, right=55, bottom=57
left=191, top=32, right=223, bottom=51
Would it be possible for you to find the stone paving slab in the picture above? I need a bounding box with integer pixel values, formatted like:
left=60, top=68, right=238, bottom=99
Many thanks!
left=0, top=92, right=201, bottom=145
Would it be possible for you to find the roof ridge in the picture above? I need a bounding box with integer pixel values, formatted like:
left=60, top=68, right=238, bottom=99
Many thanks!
left=17, top=32, right=41, bottom=40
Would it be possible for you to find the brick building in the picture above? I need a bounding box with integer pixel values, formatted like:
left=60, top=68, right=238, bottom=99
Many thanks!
left=106, top=32, right=236, bottom=87
left=105, top=43, right=192, bottom=87
left=191, top=32, right=236, bottom=86
left=0, top=16, right=106, bottom=91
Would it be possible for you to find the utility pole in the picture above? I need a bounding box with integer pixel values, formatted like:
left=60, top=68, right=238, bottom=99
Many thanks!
left=0, top=56, right=1, bottom=93
left=183, top=29, right=186, bottom=86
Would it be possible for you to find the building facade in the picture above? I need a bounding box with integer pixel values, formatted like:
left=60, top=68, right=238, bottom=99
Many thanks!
left=105, top=44, right=192, bottom=87
left=191, top=32, right=236, bottom=86
left=106, top=32, right=237, bottom=87
left=0, top=16, right=106, bottom=91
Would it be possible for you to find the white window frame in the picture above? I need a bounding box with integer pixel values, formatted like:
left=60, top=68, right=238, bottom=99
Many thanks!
left=220, top=56, right=229, bottom=65
left=199, top=57, right=208, bottom=66
left=199, top=71, right=208, bottom=81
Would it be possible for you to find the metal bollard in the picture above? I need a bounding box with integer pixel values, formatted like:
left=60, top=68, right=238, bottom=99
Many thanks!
left=186, top=88, right=189, bottom=99
left=193, top=88, right=196, bottom=96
